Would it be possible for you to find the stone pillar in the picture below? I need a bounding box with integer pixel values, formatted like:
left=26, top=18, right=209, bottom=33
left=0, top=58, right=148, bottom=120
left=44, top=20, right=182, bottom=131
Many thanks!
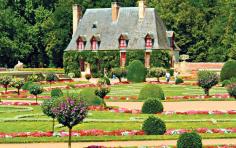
left=138, top=1, right=146, bottom=19
left=120, top=51, right=126, bottom=67
left=112, top=2, right=120, bottom=22
left=73, top=4, right=82, bottom=35
left=145, top=51, right=151, bottom=68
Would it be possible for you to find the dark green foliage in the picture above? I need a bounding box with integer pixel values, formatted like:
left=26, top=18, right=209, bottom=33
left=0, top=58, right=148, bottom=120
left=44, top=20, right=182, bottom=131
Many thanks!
left=79, top=88, right=105, bottom=106
left=220, top=60, right=236, bottom=81
left=95, top=86, right=110, bottom=99
left=0, top=76, right=12, bottom=92
left=139, top=84, right=165, bottom=100
left=22, top=81, right=34, bottom=91
left=42, top=98, right=57, bottom=119
left=148, top=67, right=166, bottom=82
left=222, top=80, right=231, bottom=87
left=127, top=60, right=146, bottom=83
left=51, top=88, right=63, bottom=98
left=142, top=98, right=164, bottom=114
left=150, top=50, right=170, bottom=68
left=198, top=71, right=219, bottom=96
left=63, top=51, right=120, bottom=78
left=168, top=69, right=174, bottom=76
left=112, top=68, right=127, bottom=82
left=29, top=84, right=43, bottom=103
left=175, top=78, right=184, bottom=84
left=177, top=132, right=202, bottom=148
left=126, top=51, right=145, bottom=66
left=142, top=116, right=166, bottom=135
left=46, top=73, right=57, bottom=82
left=227, top=83, right=236, bottom=99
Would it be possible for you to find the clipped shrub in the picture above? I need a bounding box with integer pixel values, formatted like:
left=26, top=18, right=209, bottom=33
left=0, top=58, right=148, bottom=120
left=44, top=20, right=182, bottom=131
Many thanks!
left=177, top=132, right=202, bottom=148
left=197, top=71, right=219, bottom=96
left=227, top=83, right=236, bottom=99
left=168, top=69, right=174, bottom=76
left=22, top=81, right=34, bottom=90
left=46, top=73, right=57, bottom=82
left=112, top=68, right=127, bottom=82
left=127, top=60, right=146, bottom=83
left=142, top=116, right=166, bottom=135
left=41, top=98, right=57, bottom=132
left=175, top=78, right=184, bottom=84
left=97, top=77, right=110, bottom=85
left=220, top=60, right=236, bottom=81
left=222, top=79, right=231, bottom=87
left=0, top=76, right=12, bottom=93
left=79, top=88, right=105, bottom=106
left=142, top=98, right=164, bottom=114
left=10, top=79, right=25, bottom=95
left=51, top=88, right=63, bottom=98
left=149, top=67, right=166, bottom=82
left=139, top=84, right=165, bottom=100
left=29, top=84, right=43, bottom=103
left=85, top=73, right=92, bottom=80
left=95, top=86, right=110, bottom=99
left=27, top=74, right=40, bottom=82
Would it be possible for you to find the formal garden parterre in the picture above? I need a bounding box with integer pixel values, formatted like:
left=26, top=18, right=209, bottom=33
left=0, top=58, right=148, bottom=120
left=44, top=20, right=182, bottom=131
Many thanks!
left=0, top=60, right=236, bottom=148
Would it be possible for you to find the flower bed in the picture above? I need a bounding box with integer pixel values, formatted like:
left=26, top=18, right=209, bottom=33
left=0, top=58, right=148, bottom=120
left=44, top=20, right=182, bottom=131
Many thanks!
left=104, top=93, right=231, bottom=101
left=1, top=128, right=236, bottom=138
left=0, top=102, right=39, bottom=106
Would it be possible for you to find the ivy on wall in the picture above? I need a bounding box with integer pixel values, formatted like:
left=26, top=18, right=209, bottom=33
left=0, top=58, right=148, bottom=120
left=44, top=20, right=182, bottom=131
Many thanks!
left=150, top=50, right=171, bottom=68
left=126, top=50, right=145, bottom=66
left=63, top=50, right=170, bottom=78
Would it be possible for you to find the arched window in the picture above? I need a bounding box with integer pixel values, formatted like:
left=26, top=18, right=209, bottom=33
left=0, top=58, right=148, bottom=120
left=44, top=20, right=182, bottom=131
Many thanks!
left=119, top=34, right=128, bottom=49
left=91, top=37, right=97, bottom=50
left=145, top=34, right=154, bottom=49
left=77, top=36, right=86, bottom=50
left=90, top=35, right=100, bottom=50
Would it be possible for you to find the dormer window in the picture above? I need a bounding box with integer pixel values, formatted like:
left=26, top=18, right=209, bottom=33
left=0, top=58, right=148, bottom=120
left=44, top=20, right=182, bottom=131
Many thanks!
left=90, top=35, right=100, bottom=50
left=145, top=34, right=154, bottom=49
left=77, top=36, right=86, bottom=50
left=119, top=34, right=129, bottom=49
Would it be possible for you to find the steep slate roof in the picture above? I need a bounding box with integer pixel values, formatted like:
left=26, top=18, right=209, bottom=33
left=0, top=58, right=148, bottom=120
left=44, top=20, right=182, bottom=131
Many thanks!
left=65, top=7, right=170, bottom=51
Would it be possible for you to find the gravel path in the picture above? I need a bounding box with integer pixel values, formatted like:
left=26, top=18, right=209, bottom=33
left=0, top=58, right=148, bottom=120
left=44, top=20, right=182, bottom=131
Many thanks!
left=107, top=101, right=236, bottom=111
left=1, top=139, right=236, bottom=148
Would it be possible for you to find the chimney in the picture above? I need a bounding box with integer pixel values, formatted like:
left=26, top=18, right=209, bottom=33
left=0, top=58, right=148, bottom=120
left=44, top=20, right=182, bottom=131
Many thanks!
left=112, top=2, right=120, bottom=22
left=138, top=1, right=146, bottom=19
left=73, top=4, right=82, bottom=35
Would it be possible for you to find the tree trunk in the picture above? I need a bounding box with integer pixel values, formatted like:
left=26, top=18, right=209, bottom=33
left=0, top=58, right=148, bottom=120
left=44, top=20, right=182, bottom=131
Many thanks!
left=205, top=88, right=209, bottom=96
left=36, top=95, right=38, bottom=103
left=118, top=77, right=121, bottom=82
left=17, top=88, right=20, bottom=95
left=157, top=77, right=160, bottom=82
left=68, top=127, right=72, bottom=148
left=5, top=86, right=7, bottom=93
left=52, top=118, right=55, bottom=133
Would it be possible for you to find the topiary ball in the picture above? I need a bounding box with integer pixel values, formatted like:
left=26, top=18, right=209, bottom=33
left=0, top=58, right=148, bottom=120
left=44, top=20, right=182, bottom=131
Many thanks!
left=142, top=116, right=166, bottom=135
left=220, top=60, right=236, bottom=81
left=141, top=98, right=164, bottom=114
left=222, top=79, right=231, bottom=87
left=127, top=60, right=146, bottom=83
left=51, top=88, right=63, bottom=98
left=138, top=84, right=165, bottom=100
left=175, top=78, right=184, bottom=84
left=177, top=132, right=202, bottom=148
